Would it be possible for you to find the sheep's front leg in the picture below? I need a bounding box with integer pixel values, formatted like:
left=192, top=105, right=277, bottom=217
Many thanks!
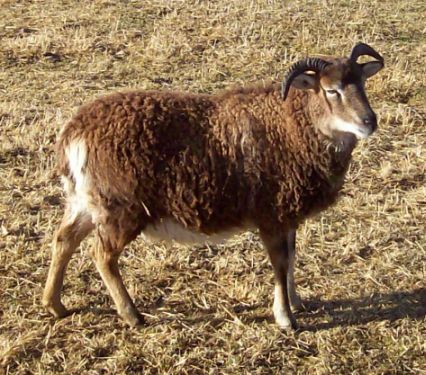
left=261, top=230, right=298, bottom=330
left=90, top=228, right=144, bottom=327
left=287, top=229, right=302, bottom=311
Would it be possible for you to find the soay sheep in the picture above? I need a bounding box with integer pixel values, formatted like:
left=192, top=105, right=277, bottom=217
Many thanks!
left=43, top=43, right=384, bottom=329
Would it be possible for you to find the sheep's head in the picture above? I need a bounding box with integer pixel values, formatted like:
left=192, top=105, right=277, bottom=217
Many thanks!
left=282, top=43, right=384, bottom=140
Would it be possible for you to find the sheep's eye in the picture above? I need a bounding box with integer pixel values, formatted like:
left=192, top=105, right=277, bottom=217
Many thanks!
left=326, top=89, right=339, bottom=95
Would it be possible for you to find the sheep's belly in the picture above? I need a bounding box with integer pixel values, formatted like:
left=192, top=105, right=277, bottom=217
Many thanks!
left=142, top=218, right=247, bottom=245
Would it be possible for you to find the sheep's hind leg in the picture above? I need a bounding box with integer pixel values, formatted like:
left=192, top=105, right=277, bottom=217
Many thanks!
left=261, top=230, right=298, bottom=330
left=287, top=229, right=303, bottom=311
left=42, top=209, right=94, bottom=318
left=90, top=225, right=144, bottom=327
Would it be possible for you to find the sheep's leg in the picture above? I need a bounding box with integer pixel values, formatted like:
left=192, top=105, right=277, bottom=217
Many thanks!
left=89, top=226, right=143, bottom=327
left=43, top=209, right=94, bottom=318
left=261, top=230, right=298, bottom=330
left=287, top=229, right=302, bottom=311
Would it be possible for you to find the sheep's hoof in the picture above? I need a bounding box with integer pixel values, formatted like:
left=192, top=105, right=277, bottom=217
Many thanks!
left=43, top=300, right=70, bottom=318
left=291, top=297, right=304, bottom=312
left=120, top=310, right=145, bottom=328
left=277, top=319, right=299, bottom=331
left=274, top=311, right=298, bottom=331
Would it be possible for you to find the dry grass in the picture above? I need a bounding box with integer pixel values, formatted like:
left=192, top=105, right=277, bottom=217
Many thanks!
left=1, top=0, right=425, bottom=374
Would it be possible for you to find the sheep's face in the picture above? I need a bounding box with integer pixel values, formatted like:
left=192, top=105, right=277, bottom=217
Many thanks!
left=282, top=43, right=384, bottom=141
left=316, top=59, right=383, bottom=140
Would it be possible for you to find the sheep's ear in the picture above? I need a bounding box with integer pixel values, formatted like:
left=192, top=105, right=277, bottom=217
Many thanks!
left=361, top=61, right=383, bottom=78
left=291, top=73, right=317, bottom=90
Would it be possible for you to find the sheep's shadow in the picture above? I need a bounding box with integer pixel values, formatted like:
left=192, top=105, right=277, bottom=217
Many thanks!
left=294, top=287, right=426, bottom=331
left=55, top=288, right=425, bottom=331
left=135, top=288, right=426, bottom=331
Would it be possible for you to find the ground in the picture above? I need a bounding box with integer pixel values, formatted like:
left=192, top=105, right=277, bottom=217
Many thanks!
left=0, top=0, right=425, bottom=374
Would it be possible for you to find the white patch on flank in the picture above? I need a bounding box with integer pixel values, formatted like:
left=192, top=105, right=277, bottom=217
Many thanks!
left=66, top=139, right=88, bottom=190
left=142, top=218, right=247, bottom=245
left=330, top=117, right=370, bottom=139
left=64, top=139, right=95, bottom=222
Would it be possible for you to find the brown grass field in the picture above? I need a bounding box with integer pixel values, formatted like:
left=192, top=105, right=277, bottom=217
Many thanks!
left=1, top=0, right=425, bottom=373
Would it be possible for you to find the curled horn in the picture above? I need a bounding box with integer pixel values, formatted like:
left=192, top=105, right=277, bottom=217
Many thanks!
left=350, top=42, right=384, bottom=63
left=281, top=57, right=331, bottom=100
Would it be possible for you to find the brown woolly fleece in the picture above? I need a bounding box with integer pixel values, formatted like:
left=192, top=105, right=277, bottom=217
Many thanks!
left=58, top=83, right=355, bottom=243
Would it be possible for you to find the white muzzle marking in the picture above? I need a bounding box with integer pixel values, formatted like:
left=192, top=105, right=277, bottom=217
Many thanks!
left=331, top=117, right=371, bottom=139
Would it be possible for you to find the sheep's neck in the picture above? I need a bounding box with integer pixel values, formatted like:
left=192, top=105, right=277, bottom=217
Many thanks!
left=284, top=90, right=355, bottom=180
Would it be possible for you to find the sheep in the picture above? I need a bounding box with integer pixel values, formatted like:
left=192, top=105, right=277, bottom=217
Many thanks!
left=42, top=43, right=384, bottom=330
